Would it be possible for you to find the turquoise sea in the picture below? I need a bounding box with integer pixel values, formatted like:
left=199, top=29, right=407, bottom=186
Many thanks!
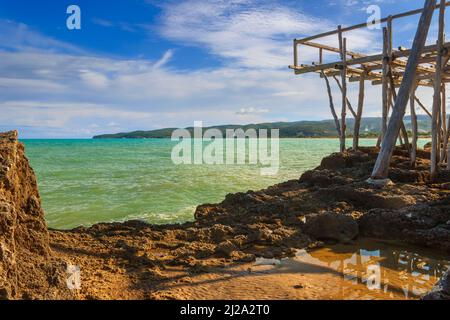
left=22, top=138, right=427, bottom=230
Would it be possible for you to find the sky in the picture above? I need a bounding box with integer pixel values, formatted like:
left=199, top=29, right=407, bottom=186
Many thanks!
left=0, top=0, right=446, bottom=138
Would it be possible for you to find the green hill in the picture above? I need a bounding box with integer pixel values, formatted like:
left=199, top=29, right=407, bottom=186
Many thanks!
left=93, top=116, right=432, bottom=139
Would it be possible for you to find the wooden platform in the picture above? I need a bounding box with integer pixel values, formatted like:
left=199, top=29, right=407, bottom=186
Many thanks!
left=289, top=0, right=450, bottom=178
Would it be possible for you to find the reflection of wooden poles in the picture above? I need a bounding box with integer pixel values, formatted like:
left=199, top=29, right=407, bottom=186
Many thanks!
left=353, top=76, right=365, bottom=150
left=322, top=72, right=342, bottom=141
left=431, top=0, right=446, bottom=177
left=338, top=26, right=347, bottom=153
left=372, top=0, right=437, bottom=179
left=410, top=84, right=418, bottom=167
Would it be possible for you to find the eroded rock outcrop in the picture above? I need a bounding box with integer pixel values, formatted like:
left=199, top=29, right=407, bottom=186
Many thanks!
left=0, top=131, right=72, bottom=299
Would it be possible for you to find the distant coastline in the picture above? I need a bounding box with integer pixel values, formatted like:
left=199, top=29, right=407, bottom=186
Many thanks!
left=93, top=116, right=432, bottom=139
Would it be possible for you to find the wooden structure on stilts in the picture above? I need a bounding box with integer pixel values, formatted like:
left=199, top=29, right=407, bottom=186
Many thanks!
left=290, top=0, right=450, bottom=179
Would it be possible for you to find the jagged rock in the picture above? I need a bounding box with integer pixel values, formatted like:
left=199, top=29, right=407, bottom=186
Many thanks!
left=319, top=151, right=371, bottom=171
left=0, top=131, right=73, bottom=299
left=299, top=169, right=353, bottom=187
left=215, top=240, right=237, bottom=258
left=303, top=213, right=359, bottom=242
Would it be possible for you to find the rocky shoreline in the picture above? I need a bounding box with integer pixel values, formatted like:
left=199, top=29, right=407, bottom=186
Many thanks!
left=1, top=130, right=449, bottom=299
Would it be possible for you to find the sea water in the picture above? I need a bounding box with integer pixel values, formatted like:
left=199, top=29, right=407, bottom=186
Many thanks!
left=23, top=138, right=428, bottom=229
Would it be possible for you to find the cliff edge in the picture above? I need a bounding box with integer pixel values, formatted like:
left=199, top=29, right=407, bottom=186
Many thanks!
left=0, top=131, right=72, bottom=299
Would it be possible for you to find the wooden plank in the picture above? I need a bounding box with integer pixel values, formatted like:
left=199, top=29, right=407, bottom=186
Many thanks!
left=371, top=0, right=437, bottom=179
left=289, top=42, right=450, bottom=75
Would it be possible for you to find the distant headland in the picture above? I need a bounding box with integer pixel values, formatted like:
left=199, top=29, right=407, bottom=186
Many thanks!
left=93, top=116, right=432, bottom=139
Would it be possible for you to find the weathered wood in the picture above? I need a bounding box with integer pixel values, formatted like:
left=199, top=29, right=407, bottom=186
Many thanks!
left=382, top=27, right=390, bottom=142
left=332, top=76, right=357, bottom=118
left=322, top=72, right=342, bottom=142
left=431, top=0, right=446, bottom=176
left=338, top=28, right=347, bottom=152
left=388, top=73, right=411, bottom=152
left=410, top=85, right=418, bottom=167
left=414, top=96, right=433, bottom=117
left=371, top=0, right=437, bottom=179
left=293, top=39, right=298, bottom=67
left=295, top=1, right=450, bottom=44
left=290, top=42, right=450, bottom=75
left=440, top=83, right=447, bottom=161
left=353, top=76, right=365, bottom=150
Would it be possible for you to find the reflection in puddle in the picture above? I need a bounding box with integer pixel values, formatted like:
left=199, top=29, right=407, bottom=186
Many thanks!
left=254, top=240, right=450, bottom=299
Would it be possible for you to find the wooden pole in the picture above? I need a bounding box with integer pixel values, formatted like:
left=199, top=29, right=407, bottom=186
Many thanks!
left=332, top=76, right=358, bottom=118
left=431, top=0, right=445, bottom=177
left=414, top=96, right=433, bottom=117
left=322, top=72, right=342, bottom=140
left=439, top=82, right=448, bottom=163
left=338, top=28, right=347, bottom=152
left=371, top=0, right=437, bottom=180
left=410, top=84, right=418, bottom=168
left=353, top=75, right=365, bottom=150
left=388, top=74, right=411, bottom=153
left=441, top=83, right=448, bottom=162
left=293, top=39, right=298, bottom=67
left=381, top=27, right=390, bottom=144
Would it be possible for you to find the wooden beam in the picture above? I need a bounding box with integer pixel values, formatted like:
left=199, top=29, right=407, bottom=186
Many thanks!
left=371, top=0, right=437, bottom=180
left=290, top=42, right=450, bottom=75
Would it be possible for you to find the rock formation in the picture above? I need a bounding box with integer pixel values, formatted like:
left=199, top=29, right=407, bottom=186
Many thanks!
left=0, top=131, right=72, bottom=299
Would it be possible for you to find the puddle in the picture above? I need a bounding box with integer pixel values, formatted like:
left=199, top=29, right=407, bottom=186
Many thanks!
left=254, top=239, right=450, bottom=300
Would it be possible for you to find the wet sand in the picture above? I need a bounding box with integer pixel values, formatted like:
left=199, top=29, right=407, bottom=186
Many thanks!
left=168, top=239, right=449, bottom=300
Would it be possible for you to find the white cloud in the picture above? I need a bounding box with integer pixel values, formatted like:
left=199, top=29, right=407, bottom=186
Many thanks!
left=153, top=49, right=174, bottom=69
left=236, top=107, right=270, bottom=115
left=0, top=2, right=435, bottom=138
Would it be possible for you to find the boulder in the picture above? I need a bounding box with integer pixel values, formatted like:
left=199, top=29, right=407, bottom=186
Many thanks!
left=303, top=213, right=358, bottom=242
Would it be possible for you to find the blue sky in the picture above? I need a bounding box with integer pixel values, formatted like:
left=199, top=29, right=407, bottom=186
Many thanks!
left=0, top=0, right=444, bottom=138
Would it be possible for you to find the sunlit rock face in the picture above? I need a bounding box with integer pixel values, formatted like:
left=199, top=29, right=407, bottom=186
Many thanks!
left=0, top=131, right=72, bottom=300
